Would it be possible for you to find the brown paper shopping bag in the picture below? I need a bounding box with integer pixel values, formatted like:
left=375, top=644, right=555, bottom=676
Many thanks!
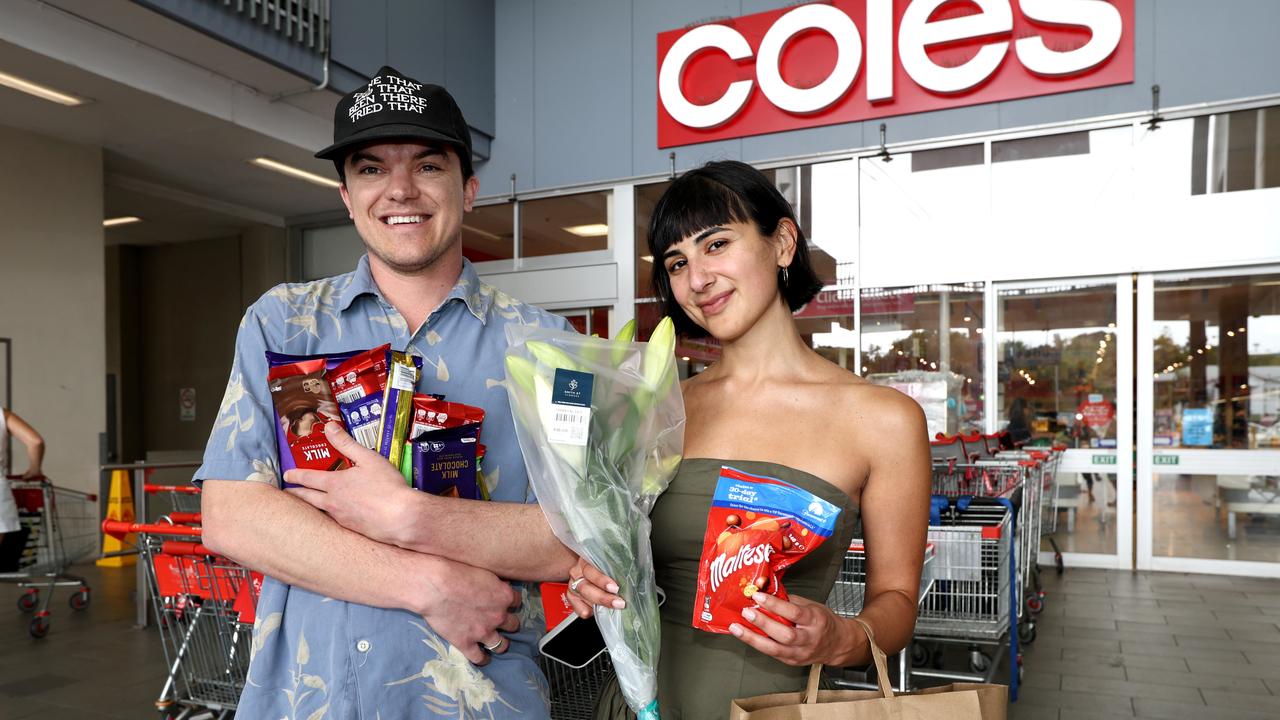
left=730, top=618, right=1007, bottom=720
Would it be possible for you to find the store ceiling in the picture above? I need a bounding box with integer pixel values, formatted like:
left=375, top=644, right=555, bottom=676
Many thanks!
left=0, top=0, right=348, bottom=246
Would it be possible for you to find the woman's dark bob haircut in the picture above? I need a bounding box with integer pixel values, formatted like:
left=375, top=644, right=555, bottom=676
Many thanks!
left=647, top=160, right=824, bottom=338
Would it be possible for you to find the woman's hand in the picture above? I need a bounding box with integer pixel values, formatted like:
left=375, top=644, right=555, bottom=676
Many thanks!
left=564, top=557, right=627, bottom=619
left=728, top=592, right=862, bottom=667
left=20, top=466, right=42, bottom=480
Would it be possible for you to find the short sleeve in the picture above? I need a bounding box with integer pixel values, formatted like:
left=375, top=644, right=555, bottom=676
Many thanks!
left=194, top=304, right=281, bottom=487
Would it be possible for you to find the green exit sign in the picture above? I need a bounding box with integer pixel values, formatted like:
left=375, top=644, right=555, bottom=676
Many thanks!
left=1154, top=454, right=1180, bottom=466
left=1092, top=455, right=1117, bottom=465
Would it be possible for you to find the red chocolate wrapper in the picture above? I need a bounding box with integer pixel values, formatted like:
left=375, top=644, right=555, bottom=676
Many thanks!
left=267, top=358, right=351, bottom=473
left=408, top=394, right=485, bottom=438
left=326, top=344, right=391, bottom=450
left=692, top=466, right=841, bottom=635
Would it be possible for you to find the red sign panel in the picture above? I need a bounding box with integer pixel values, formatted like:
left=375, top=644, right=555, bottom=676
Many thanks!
left=657, top=0, right=1135, bottom=148
left=1077, top=398, right=1115, bottom=431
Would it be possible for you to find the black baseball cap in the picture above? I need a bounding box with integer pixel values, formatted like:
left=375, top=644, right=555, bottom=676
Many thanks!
left=315, top=65, right=473, bottom=175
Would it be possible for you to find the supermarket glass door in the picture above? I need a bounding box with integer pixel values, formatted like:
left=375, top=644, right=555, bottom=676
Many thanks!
left=995, top=277, right=1134, bottom=570
left=1138, top=266, right=1280, bottom=577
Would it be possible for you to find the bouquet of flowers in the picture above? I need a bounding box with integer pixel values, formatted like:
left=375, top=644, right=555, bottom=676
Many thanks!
left=504, top=318, right=684, bottom=720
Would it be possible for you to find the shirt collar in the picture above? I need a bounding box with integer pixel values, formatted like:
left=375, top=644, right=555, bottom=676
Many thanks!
left=338, top=254, right=493, bottom=324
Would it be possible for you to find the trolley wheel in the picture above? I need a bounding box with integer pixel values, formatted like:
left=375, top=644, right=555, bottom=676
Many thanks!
left=29, top=615, right=50, bottom=639
left=69, top=588, right=91, bottom=611
left=1019, top=622, right=1037, bottom=645
left=910, top=641, right=930, bottom=668
left=968, top=650, right=991, bottom=674
left=17, top=589, right=38, bottom=613
left=1026, top=595, right=1044, bottom=615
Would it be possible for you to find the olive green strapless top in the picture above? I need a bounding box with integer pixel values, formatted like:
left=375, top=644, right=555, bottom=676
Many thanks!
left=648, top=458, right=860, bottom=720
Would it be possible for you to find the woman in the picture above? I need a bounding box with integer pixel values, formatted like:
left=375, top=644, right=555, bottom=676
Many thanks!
left=1, top=408, right=45, bottom=571
left=569, top=161, right=931, bottom=719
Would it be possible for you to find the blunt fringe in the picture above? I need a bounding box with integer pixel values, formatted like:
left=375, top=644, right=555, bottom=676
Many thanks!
left=646, top=160, right=824, bottom=338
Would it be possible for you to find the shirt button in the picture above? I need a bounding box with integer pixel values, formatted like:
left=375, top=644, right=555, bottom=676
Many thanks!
left=356, top=639, right=371, bottom=653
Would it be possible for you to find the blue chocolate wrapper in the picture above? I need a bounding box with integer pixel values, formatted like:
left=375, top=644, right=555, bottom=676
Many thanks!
left=411, top=424, right=482, bottom=499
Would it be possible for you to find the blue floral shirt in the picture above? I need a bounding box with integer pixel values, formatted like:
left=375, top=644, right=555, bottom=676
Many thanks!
left=196, top=255, right=567, bottom=719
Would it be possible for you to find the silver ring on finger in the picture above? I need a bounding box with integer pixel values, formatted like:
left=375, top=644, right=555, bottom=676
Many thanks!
left=568, top=576, right=585, bottom=594
left=483, top=638, right=503, bottom=652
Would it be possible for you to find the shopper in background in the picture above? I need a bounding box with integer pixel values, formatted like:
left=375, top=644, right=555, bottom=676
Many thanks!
left=0, top=408, right=44, bottom=571
left=1006, top=397, right=1033, bottom=446
left=198, top=67, right=575, bottom=719
left=572, top=161, right=932, bottom=718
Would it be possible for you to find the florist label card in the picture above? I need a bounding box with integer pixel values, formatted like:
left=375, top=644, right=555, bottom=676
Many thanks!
left=550, top=368, right=593, bottom=446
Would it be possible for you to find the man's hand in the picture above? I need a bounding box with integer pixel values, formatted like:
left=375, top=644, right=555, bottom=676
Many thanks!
left=285, top=423, right=421, bottom=547
left=422, top=561, right=523, bottom=665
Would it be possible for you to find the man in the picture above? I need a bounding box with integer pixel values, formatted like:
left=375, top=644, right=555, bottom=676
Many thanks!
left=199, top=66, right=576, bottom=718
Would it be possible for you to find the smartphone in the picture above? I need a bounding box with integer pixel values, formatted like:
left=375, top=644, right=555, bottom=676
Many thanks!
left=538, top=585, right=665, bottom=669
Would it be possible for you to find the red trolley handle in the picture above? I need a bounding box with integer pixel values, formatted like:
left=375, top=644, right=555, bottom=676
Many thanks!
left=159, top=540, right=214, bottom=556
left=101, top=519, right=203, bottom=539
left=143, top=484, right=201, bottom=495
left=166, top=512, right=202, bottom=525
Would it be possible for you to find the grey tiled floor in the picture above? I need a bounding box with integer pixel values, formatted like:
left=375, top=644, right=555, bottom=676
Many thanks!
left=1009, top=566, right=1280, bottom=720
left=3, top=563, right=1280, bottom=718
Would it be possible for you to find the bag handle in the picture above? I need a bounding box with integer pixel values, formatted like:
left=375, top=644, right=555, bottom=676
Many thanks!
left=802, top=616, right=895, bottom=704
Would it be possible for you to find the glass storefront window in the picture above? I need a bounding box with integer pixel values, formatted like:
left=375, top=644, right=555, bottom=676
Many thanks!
left=1150, top=271, right=1280, bottom=563
left=556, top=306, right=611, bottom=338
left=1192, top=106, right=1280, bottom=195
left=462, top=202, right=514, bottom=262
left=635, top=181, right=671, bottom=303
left=998, top=282, right=1119, bottom=448
left=1000, top=280, right=1121, bottom=557
left=1153, top=272, right=1280, bottom=450
left=520, top=190, right=609, bottom=257
left=860, top=283, right=985, bottom=437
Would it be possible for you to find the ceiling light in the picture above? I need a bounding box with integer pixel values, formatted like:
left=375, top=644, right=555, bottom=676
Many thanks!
left=681, top=356, right=690, bottom=362
left=103, top=216, right=141, bottom=227
left=1227, top=330, right=1235, bottom=337
left=963, top=316, right=972, bottom=322
left=563, top=223, right=609, bottom=237
left=0, top=70, right=85, bottom=106
left=249, top=157, right=341, bottom=189
left=640, top=255, right=654, bottom=263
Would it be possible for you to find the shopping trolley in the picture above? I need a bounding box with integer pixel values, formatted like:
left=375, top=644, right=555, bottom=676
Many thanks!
left=910, top=496, right=1021, bottom=699
left=2, top=476, right=98, bottom=638
left=104, top=515, right=260, bottom=720
left=931, top=446, right=1045, bottom=639
left=994, top=445, right=1067, bottom=611
left=825, top=541, right=937, bottom=692
left=539, top=650, right=616, bottom=720
left=145, top=483, right=203, bottom=515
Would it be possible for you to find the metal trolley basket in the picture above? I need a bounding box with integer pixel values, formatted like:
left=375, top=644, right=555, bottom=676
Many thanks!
left=825, top=541, right=937, bottom=692
left=2, top=476, right=98, bottom=638
left=104, top=515, right=261, bottom=720
left=910, top=496, right=1022, bottom=698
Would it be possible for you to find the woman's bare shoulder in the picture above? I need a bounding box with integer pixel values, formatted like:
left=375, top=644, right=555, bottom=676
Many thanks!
left=818, top=371, right=927, bottom=435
